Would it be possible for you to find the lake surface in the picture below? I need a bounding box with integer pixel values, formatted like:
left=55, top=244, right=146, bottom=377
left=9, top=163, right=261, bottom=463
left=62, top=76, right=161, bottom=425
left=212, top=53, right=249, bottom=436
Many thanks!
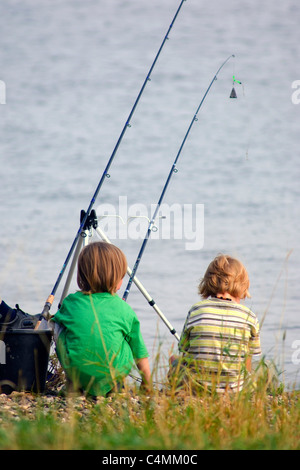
left=0, top=0, right=299, bottom=388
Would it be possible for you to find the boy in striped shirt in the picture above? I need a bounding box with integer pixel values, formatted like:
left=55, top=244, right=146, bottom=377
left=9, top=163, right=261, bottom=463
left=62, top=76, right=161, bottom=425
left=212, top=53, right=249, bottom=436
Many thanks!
left=170, top=254, right=261, bottom=393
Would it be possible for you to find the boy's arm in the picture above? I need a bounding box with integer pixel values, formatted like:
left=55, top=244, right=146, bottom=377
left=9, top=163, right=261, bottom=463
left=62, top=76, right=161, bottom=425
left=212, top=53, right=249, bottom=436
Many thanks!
left=246, top=356, right=252, bottom=373
left=136, top=357, right=152, bottom=392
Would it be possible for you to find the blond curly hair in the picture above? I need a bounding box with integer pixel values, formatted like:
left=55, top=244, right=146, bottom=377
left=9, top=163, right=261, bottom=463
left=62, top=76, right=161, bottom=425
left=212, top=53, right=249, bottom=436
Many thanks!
left=198, top=254, right=250, bottom=300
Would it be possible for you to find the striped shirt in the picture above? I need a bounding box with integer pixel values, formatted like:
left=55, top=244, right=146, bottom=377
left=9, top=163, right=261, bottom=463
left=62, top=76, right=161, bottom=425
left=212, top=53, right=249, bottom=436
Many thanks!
left=178, top=298, right=261, bottom=392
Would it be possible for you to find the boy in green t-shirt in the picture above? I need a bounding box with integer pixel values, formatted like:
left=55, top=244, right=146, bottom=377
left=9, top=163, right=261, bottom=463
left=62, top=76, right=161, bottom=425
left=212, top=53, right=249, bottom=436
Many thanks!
left=52, top=241, right=151, bottom=397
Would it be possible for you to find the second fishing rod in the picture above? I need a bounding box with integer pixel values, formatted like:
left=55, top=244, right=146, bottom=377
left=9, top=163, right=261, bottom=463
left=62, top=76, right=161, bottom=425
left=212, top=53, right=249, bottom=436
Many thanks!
left=122, top=54, right=235, bottom=302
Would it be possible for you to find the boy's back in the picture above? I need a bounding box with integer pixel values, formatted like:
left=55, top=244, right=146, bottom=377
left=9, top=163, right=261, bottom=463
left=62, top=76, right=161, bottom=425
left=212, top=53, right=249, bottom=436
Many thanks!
left=179, top=297, right=261, bottom=392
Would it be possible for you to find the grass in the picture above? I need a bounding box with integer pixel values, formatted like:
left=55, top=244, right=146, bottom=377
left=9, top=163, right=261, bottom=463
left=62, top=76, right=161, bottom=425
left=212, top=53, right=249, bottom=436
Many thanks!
left=0, top=354, right=299, bottom=450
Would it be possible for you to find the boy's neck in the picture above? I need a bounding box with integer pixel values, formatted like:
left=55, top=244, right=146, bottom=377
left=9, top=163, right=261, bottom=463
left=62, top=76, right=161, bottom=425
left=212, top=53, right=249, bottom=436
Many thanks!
left=215, top=292, right=241, bottom=303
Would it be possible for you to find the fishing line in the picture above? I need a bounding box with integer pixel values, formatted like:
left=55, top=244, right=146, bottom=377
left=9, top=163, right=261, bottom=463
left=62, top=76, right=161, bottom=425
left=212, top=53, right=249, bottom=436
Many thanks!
left=230, top=75, right=243, bottom=98
left=38, top=0, right=187, bottom=323
left=230, top=58, right=243, bottom=98
left=122, top=54, right=235, bottom=303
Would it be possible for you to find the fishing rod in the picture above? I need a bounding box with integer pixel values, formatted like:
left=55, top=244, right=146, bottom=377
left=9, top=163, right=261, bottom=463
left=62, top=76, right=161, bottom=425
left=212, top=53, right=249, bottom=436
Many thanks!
left=38, top=0, right=187, bottom=323
left=123, top=54, right=235, bottom=302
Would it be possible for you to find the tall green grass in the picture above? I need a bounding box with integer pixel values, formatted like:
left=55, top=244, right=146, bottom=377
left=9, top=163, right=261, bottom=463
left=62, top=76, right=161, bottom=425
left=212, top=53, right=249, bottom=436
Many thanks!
left=0, top=352, right=299, bottom=450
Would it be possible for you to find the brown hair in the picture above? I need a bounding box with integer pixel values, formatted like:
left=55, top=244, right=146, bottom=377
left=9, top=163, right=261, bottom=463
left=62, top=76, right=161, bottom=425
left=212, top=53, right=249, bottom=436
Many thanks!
left=77, top=241, right=127, bottom=295
left=198, top=254, right=250, bottom=300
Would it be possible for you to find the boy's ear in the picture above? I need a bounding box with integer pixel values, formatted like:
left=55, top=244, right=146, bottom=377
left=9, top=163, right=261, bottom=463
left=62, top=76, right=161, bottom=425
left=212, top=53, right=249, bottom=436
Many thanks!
left=116, top=279, right=123, bottom=291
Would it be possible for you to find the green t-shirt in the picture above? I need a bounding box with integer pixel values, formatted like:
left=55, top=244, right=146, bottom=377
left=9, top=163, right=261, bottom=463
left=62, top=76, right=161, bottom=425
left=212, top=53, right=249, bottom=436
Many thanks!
left=52, top=291, right=148, bottom=396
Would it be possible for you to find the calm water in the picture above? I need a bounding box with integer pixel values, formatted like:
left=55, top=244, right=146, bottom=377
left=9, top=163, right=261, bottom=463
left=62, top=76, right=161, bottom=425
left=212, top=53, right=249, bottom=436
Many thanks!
left=0, top=0, right=299, bottom=388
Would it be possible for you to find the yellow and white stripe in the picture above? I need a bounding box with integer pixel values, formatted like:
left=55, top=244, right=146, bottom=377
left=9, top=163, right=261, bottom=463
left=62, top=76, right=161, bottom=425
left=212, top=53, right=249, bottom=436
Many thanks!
left=179, top=298, right=261, bottom=392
